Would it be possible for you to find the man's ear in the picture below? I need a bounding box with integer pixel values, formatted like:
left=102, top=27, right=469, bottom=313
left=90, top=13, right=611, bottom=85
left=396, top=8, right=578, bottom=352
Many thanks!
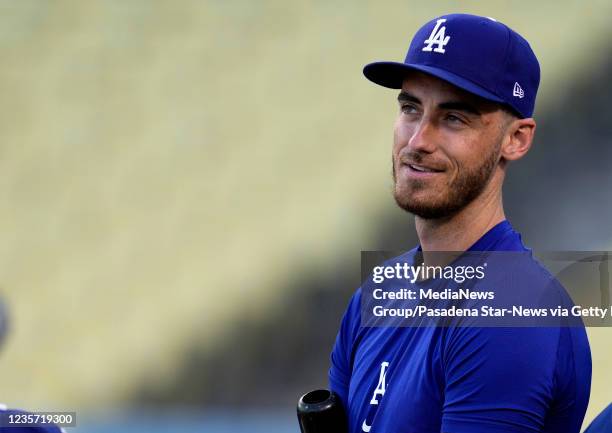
left=501, top=118, right=536, bottom=161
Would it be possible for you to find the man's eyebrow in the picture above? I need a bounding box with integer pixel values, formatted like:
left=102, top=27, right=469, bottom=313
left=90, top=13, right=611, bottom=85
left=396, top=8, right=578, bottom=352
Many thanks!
left=438, top=101, right=481, bottom=116
left=397, top=91, right=420, bottom=104
left=397, top=91, right=482, bottom=116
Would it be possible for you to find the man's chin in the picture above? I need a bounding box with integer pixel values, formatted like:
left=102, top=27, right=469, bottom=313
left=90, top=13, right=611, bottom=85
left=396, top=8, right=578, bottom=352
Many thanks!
left=393, top=194, right=458, bottom=220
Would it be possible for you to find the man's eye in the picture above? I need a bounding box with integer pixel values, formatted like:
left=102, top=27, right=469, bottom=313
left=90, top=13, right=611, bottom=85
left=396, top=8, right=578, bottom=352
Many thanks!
left=400, top=104, right=418, bottom=114
left=446, top=114, right=465, bottom=124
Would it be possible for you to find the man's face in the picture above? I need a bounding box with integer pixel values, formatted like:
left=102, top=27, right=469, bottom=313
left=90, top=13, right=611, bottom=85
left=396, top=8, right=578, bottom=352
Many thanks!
left=392, top=71, right=510, bottom=219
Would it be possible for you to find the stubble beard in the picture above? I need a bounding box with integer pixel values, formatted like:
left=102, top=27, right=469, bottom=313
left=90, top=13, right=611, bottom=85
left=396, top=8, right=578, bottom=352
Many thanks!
left=392, top=140, right=501, bottom=220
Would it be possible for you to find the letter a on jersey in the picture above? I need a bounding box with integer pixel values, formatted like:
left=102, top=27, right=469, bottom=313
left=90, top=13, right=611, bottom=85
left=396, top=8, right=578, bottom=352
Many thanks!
left=422, top=18, right=450, bottom=53
left=362, top=362, right=390, bottom=432
left=370, top=361, right=389, bottom=404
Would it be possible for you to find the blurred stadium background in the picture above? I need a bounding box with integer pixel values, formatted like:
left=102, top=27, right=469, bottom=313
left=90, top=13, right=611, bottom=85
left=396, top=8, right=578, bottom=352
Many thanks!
left=0, top=1, right=609, bottom=431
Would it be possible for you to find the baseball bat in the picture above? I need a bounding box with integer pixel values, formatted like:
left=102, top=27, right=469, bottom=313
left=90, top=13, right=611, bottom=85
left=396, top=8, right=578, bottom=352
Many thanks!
left=297, top=389, right=348, bottom=433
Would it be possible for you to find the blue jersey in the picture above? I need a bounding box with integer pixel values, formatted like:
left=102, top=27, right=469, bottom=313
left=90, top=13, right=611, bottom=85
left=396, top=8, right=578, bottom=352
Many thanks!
left=329, top=220, right=592, bottom=433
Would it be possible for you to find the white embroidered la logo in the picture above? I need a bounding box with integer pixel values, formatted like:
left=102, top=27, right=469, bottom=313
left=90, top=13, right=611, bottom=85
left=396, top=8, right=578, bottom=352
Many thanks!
left=513, top=82, right=525, bottom=98
left=422, top=18, right=450, bottom=53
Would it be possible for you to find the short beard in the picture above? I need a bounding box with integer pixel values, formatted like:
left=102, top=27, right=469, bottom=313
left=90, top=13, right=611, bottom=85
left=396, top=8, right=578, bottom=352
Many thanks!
left=392, top=140, right=501, bottom=220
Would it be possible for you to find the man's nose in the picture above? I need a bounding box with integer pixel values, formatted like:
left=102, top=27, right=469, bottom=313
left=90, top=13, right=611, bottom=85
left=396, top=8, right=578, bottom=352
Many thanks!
left=407, top=118, right=437, bottom=154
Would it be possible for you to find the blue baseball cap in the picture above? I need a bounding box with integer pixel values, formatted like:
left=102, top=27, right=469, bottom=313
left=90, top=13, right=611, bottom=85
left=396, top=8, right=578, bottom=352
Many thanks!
left=363, top=14, right=540, bottom=118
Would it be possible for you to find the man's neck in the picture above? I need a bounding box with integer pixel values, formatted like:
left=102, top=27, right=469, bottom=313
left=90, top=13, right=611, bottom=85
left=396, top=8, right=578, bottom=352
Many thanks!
left=415, top=188, right=506, bottom=252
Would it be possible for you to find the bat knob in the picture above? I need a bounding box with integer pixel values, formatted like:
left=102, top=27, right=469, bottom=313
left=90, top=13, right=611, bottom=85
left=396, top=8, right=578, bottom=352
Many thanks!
left=297, top=389, right=348, bottom=433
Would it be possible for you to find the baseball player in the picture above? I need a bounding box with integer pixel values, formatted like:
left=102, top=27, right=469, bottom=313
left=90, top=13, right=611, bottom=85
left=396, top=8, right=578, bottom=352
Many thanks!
left=329, top=14, right=592, bottom=433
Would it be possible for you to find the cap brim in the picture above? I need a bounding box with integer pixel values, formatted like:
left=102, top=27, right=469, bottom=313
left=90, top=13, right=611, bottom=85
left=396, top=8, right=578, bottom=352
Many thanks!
left=363, top=61, right=504, bottom=104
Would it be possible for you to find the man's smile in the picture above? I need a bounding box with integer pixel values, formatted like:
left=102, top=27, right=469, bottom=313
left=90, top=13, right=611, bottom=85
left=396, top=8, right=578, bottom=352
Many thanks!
left=399, top=160, right=446, bottom=179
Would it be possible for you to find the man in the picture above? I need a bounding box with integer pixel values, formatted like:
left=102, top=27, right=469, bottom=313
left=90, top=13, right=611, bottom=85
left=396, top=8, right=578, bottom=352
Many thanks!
left=329, top=14, right=592, bottom=433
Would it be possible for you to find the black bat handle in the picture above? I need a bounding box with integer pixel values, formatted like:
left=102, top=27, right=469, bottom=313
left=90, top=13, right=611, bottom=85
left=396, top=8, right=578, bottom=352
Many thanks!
left=297, top=389, right=349, bottom=433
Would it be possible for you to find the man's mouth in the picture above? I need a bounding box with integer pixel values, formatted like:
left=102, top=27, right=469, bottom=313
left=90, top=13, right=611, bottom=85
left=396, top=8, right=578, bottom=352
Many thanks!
left=406, top=163, right=444, bottom=173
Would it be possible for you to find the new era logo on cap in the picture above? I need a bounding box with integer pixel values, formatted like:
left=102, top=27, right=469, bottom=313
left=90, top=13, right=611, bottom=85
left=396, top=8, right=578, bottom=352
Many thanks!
left=363, top=13, right=541, bottom=118
left=513, top=82, right=525, bottom=98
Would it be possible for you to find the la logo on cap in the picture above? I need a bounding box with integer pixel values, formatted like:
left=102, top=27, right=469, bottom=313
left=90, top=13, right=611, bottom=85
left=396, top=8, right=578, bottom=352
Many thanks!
left=422, top=18, right=450, bottom=53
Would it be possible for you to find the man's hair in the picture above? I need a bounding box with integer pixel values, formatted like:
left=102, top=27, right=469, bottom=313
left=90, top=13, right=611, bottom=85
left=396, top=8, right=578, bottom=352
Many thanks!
left=502, top=104, right=521, bottom=121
